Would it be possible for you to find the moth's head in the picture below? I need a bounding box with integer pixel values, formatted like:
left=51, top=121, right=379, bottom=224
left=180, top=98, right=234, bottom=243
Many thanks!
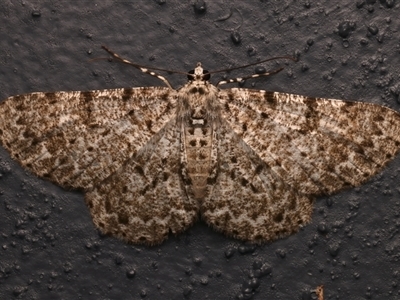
left=187, top=62, right=210, bottom=82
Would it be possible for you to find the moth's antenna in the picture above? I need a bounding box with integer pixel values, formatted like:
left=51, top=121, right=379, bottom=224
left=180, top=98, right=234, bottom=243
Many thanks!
left=208, top=56, right=297, bottom=75
left=101, top=46, right=188, bottom=89
left=101, top=46, right=297, bottom=87
left=101, top=46, right=188, bottom=76
left=212, top=56, right=297, bottom=87
left=216, top=67, right=285, bottom=87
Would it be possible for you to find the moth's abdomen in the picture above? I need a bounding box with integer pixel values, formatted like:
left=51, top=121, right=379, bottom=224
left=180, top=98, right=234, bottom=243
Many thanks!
left=184, top=123, right=213, bottom=199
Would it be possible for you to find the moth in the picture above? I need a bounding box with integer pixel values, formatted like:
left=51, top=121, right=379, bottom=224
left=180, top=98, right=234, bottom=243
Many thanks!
left=1, top=46, right=399, bottom=245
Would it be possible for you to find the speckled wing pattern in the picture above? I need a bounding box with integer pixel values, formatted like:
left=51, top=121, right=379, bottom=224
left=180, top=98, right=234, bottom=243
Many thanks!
left=0, top=87, right=175, bottom=190
left=202, top=119, right=314, bottom=241
left=85, top=119, right=199, bottom=244
left=202, top=88, right=400, bottom=242
left=1, top=67, right=400, bottom=245
left=218, top=89, right=400, bottom=195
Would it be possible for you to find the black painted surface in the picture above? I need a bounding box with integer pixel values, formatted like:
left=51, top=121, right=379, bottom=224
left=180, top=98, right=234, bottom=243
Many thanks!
left=0, top=1, right=400, bottom=299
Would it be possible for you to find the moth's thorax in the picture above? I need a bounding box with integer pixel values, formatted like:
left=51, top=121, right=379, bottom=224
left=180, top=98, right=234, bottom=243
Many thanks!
left=177, top=79, right=220, bottom=121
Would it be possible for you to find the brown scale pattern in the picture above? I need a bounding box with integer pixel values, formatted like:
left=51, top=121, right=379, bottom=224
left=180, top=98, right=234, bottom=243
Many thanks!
left=218, top=89, right=400, bottom=196
left=0, top=87, right=175, bottom=191
left=201, top=120, right=314, bottom=242
left=86, top=120, right=199, bottom=245
left=1, top=77, right=400, bottom=245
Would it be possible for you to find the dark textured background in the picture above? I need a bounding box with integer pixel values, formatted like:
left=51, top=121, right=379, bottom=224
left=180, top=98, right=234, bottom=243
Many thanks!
left=1, top=1, right=400, bottom=299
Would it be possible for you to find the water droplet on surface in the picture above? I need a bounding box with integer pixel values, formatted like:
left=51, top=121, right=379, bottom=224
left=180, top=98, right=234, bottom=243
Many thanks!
left=31, top=10, right=41, bottom=17
left=376, top=33, right=384, bottom=43
left=230, top=31, right=241, bottom=45
left=200, top=277, right=209, bottom=285
left=247, top=46, right=257, bottom=57
left=329, top=243, right=340, bottom=257
left=301, top=64, right=309, bottom=72
left=140, top=289, right=147, bottom=298
left=185, top=267, right=192, bottom=276
left=224, top=247, right=235, bottom=258
left=255, top=66, right=266, bottom=74
left=275, top=248, right=286, bottom=258
left=193, top=257, right=202, bottom=266
left=317, top=222, right=329, bottom=234
left=126, top=269, right=136, bottom=278
left=63, top=262, right=72, bottom=273
left=337, top=21, right=356, bottom=38
left=367, top=23, right=379, bottom=35
left=255, top=263, right=272, bottom=278
left=238, top=244, right=256, bottom=254
left=193, top=0, right=206, bottom=14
